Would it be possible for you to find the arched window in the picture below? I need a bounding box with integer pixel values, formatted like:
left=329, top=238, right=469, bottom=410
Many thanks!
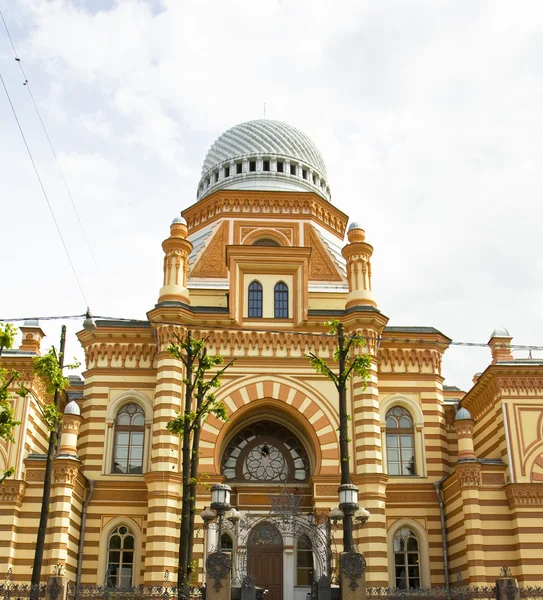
left=393, top=528, right=420, bottom=589
left=106, top=525, right=135, bottom=588
left=248, top=281, right=263, bottom=318
left=296, top=535, right=314, bottom=586
left=221, top=421, right=310, bottom=483
left=274, top=282, right=288, bottom=319
left=112, top=404, right=145, bottom=474
left=253, top=238, right=280, bottom=247
left=386, top=407, right=415, bottom=476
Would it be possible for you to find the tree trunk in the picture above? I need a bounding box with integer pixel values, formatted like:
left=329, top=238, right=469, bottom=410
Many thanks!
left=30, top=326, right=66, bottom=600
left=337, top=324, right=351, bottom=485
left=178, top=333, right=194, bottom=596
left=186, top=417, right=202, bottom=572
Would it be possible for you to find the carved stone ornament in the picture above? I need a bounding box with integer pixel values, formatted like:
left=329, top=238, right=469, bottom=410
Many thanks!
left=506, top=485, right=543, bottom=507
left=0, top=481, right=26, bottom=505
left=62, top=419, right=81, bottom=434
left=205, top=551, right=231, bottom=592
left=340, top=551, right=366, bottom=591
left=53, top=465, right=79, bottom=485
left=455, top=422, right=474, bottom=439
left=457, top=465, right=482, bottom=488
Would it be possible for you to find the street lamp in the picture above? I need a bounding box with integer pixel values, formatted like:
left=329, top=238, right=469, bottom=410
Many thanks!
left=210, top=484, right=232, bottom=543
left=338, top=483, right=359, bottom=553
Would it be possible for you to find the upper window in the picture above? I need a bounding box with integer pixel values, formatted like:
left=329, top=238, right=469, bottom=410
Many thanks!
left=274, top=282, right=288, bottom=319
left=393, top=528, right=420, bottom=589
left=248, top=281, right=263, bottom=318
left=296, top=535, right=314, bottom=586
left=221, top=420, right=309, bottom=483
left=106, top=525, right=135, bottom=588
left=113, top=404, right=145, bottom=474
left=253, top=239, right=280, bottom=247
left=386, top=407, right=415, bottom=476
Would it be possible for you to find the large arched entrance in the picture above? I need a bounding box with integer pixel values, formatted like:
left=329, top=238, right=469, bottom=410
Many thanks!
left=248, top=523, right=283, bottom=600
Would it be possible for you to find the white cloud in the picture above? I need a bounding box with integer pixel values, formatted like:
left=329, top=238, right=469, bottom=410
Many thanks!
left=2, top=0, right=543, bottom=390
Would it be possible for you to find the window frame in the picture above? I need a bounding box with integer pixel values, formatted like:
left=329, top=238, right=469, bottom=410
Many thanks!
left=248, top=280, right=263, bottom=318
left=104, top=392, right=152, bottom=477
left=380, top=397, right=426, bottom=478
left=112, top=403, right=146, bottom=475
left=274, top=281, right=289, bottom=319
left=387, top=520, right=430, bottom=589
left=296, top=534, right=314, bottom=587
left=106, top=525, right=136, bottom=588
left=393, top=527, right=420, bottom=589
left=385, top=406, right=416, bottom=477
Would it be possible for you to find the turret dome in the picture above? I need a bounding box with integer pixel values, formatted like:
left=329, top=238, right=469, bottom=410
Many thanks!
left=198, top=119, right=331, bottom=202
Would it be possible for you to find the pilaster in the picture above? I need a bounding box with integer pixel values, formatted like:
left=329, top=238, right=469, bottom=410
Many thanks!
left=456, top=462, right=486, bottom=584
left=143, top=472, right=182, bottom=585
left=47, top=458, right=81, bottom=574
left=351, top=473, right=388, bottom=587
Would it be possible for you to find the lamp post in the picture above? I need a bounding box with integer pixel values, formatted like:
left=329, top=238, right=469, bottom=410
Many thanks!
left=210, top=483, right=232, bottom=545
left=338, top=483, right=359, bottom=553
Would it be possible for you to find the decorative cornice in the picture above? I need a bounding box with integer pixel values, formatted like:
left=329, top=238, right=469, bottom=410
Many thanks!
left=463, top=368, right=543, bottom=421
left=0, top=480, right=26, bottom=506
left=378, top=347, right=443, bottom=375
left=83, top=341, right=157, bottom=370
left=182, top=190, right=348, bottom=238
left=506, top=484, right=543, bottom=507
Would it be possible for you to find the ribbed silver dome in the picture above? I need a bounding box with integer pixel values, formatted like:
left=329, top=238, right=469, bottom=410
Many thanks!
left=64, top=401, right=81, bottom=416
left=455, top=407, right=472, bottom=421
left=198, top=119, right=331, bottom=202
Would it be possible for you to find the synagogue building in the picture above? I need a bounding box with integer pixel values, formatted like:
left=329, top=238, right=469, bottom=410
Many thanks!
left=1, top=119, right=542, bottom=600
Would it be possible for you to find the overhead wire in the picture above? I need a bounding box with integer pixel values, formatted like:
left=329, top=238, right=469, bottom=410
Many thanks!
left=0, top=72, right=89, bottom=307
left=1, top=313, right=543, bottom=352
left=0, top=9, right=110, bottom=302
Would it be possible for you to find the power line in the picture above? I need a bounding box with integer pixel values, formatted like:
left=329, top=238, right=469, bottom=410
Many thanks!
left=1, top=312, right=543, bottom=352
left=0, top=9, right=110, bottom=302
left=0, top=72, right=89, bottom=307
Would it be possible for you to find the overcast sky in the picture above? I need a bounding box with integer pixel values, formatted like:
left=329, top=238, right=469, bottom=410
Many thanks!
left=1, top=0, right=542, bottom=392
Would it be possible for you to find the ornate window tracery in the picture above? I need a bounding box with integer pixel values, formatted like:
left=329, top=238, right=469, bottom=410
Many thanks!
left=248, top=281, right=263, bottom=318
left=106, top=525, right=135, bottom=588
left=274, top=282, right=289, bottom=318
left=222, top=421, right=309, bottom=482
left=112, top=404, right=145, bottom=474
left=386, top=406, right=415, bottom=476
left=393, top=527, right=420, bottom=589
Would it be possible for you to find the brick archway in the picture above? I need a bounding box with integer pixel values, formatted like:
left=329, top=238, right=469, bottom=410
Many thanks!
left=198, top=377, right=340, bottom=476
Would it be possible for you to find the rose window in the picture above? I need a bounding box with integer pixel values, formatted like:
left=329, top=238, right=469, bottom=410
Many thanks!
left=221, top=421, right=309, bottom=482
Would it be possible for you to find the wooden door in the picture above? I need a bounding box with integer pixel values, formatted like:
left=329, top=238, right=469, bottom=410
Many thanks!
left=248, top=524, right=283, bottom=600
left=250, top=547, right=283, bottom=600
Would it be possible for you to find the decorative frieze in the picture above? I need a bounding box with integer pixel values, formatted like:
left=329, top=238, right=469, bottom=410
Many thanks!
left=183, top=192, right=347, bottom=237
left=83, top=342, right=157, bottom=369
left=378, top=348, right=443, bottom=375
left=506, top=484, right=543, bottom=507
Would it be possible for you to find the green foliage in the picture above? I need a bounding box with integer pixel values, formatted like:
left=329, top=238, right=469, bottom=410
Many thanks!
left=32, top=347, right=79, bottom=399
left=42, top=403, right=63, bottom=432
left=306, top=320, right=372, bottom=391
left=166, top=335, right=234, bottom=438
left=0, top=324, right=23, bottom=450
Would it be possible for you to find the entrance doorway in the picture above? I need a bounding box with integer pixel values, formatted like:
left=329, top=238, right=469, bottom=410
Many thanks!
left=248, top=523, right=283, bottom=600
